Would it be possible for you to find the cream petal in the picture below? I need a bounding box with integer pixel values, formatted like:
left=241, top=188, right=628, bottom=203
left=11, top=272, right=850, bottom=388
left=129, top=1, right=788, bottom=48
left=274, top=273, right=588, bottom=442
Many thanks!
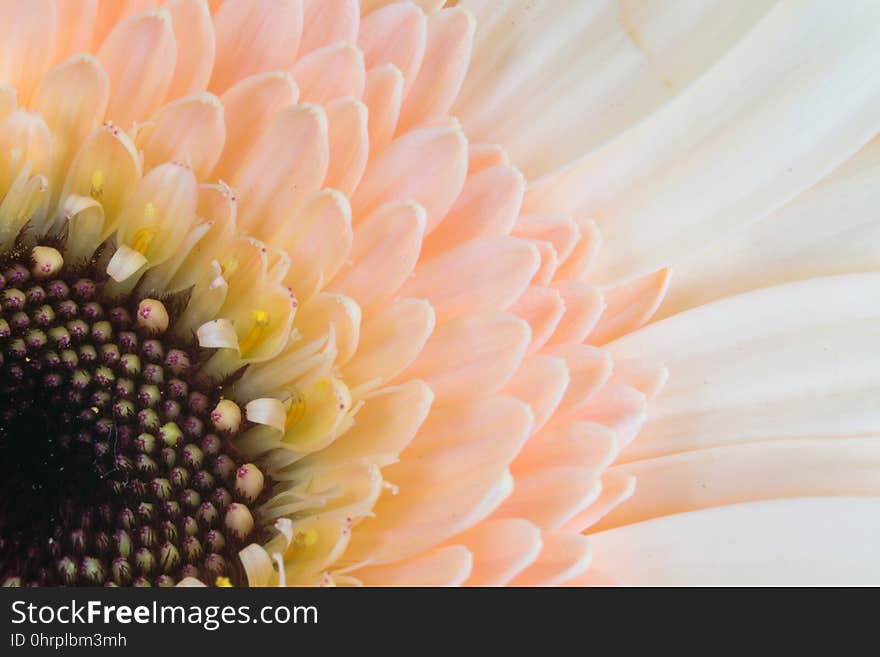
left=196, top=317, right=238, bottom=350
left=502, top=354, right=568, bottom=433
left=362, top=64, right=403, bottom=154
left=54, top=0, right=98, bottom=64
left=454, top=519, right=541, bottom=587
left=300, top=0, right=359, bottom=55
left=166, top=0, right=215, bottom=98
left=354, top=546, right=472, bottom=587
left=343, top=298, right=435, bottom=387
left=590, top=497, right=880, bottom=585
left=421, top=164, right=524, bottom=258
left=608, top=274, right=880, bottom=462
left=358, top=1, right=426, bottom=96
left=214, top=71, right=299, bottom=182
left=398, top=7, right=474, bottom=132
left=659, top=137, right=880, bottom=319
left=295, top=292, right=361, bottom=365
left=608, top=359, right=668, bottom=400
left=524, top=1, right=880, bottom=285
left=298, top=381, right=433, bottom=468
left=509, top=286, right=565, bottom=355
left=596, top=437, right=880, bottom=533
left=0, top=85, right=15, bottom=122
left=32, top=55, right=109, bottom=191
left=329, top=200, right=425, bottom=308
left=346, top=470, right=513, bottom=565
left=548, top=281, right=604, bottom=345
left=0, top=110, right=52, bottom=198
left=291, top=42, right=365, bottom=104
left=400, top=237, right=538, bottom=322
left=324, top=98, right=368, bottom=196
left=137, top=93, right=225, bottom=179
left=456, top=0, right=775, bottom=180
left=508, top=532, right=592, bottom=587
left=588, top=269, right=669, bottom=345
left=494, top=468, right=601, bottom=532
left=209, top=0, right=303, bottom=93
left=61, top=122, right=141, bottom=229
left=352, top=123, right=467, bottom=230
left=404, top=312, right=530, bottom=403
left=232, top=103, right=328, bottom=234
left=0, top=0, right=57, bottom=105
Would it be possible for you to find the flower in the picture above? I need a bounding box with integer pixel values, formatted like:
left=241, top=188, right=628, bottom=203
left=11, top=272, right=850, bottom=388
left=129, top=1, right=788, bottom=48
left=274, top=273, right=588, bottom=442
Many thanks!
left=1, top=0, right=879, bottom=588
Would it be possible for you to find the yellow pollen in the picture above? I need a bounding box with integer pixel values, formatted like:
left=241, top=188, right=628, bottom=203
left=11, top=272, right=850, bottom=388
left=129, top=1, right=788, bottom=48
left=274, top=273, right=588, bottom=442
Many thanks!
left=284, top=389, right=306, bottom=429
left=90, top=170, right=104, bottom=201
left=215, top=576, right=233, bottom=587
left=220, top=257, right=239, bottom=279
left=285, top=529, right=319, bottom=559
left=238, top=309, right=270, bottom=356
left=131, top=226, right=156, bottom=255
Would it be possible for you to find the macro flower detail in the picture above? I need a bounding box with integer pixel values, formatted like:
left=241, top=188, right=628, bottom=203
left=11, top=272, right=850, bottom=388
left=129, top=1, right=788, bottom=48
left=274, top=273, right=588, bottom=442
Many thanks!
left=2, top=0, right=879, bottom=588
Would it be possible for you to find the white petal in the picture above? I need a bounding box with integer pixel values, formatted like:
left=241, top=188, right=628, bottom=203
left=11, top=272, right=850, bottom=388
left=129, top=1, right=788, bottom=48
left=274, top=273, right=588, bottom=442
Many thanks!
left=590, top=497, right=880, bottom=585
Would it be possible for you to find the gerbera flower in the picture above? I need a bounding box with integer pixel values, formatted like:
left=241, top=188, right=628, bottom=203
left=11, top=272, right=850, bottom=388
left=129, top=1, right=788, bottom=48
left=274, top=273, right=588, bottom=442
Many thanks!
left=1, top=0, right=878, bottom=587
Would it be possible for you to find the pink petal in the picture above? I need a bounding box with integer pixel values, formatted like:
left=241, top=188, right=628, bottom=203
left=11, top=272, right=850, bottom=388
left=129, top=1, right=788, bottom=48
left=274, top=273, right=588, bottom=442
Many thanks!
left=502, top=354, right=568, bottom=433
left=97, top=9, right=177, bottom=129
left=343, top=297, right=435, bottom=386
left=352, top=123, right=467, bottom=230
left=563, top=472, right=637, bottom=534
left=292, top=42, right=365, bottom=104
left=54, top=0, right=98, bottom=64
left=468, top=143, right=509, bottom=173
left=421, top=164, right=524, bottom=258
left=509, top=532, right=592, bottom=586
left=404, top=311, right=530, bottom=403
left=548, top=281, right=605, bottom=345
left=398, top=7, right=474, bottom=132
left=358, top=1, right=426, bottom=96
left=542, top=344, right=613, bottom=427
left=300, top=0, right=359, bottom=55
left=137, top=93, right=225, bottom=179
left=214, top=71, right=299, bottom=182
left=362, top=64, right=403, bottom=154
left=209, top=0, right=303, bottom=93
left=588, top=269, right=671, bottom=345
left=355, top=546, right=472, bottom=586
left=324, top=97, right=369, bottom=195
left=509, top=286, right=565, bottom=355
left=166, top=0, right=215, bottom=99
left=454, top=519, right=542, bottom=587
left=494, top=467, right=601, bottom=532
left=329, top=200, right=426, bottom=308
left=232, top=103, right=328, bottom=233
left=400, top=237, right=539, bottom=322
left=0, top=0, right=57, bottom=105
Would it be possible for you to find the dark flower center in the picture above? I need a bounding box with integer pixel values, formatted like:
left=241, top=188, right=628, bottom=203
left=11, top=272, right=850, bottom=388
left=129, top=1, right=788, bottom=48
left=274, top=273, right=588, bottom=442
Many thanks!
left=0, top=242, right=265, bottom=587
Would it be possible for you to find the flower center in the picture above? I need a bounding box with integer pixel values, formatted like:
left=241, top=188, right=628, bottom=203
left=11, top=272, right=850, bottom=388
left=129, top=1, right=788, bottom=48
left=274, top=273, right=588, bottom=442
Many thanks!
left=0, top=244, right=267, bottom=587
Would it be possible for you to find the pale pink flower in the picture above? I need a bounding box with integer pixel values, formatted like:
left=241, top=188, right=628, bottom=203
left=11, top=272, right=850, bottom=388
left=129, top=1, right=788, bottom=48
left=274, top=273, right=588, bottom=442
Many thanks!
left=0, top=0, right=878, bottom=587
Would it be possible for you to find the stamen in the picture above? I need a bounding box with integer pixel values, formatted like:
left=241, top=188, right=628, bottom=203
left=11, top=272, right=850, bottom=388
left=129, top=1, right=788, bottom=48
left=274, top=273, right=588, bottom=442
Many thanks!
left=284, top=389, right=306, bottom=429
left=131, top=226, right=156, bottom=255
left=238, top=309, right=269, bottom=356
left=89, top=170, right=104, bottom=202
